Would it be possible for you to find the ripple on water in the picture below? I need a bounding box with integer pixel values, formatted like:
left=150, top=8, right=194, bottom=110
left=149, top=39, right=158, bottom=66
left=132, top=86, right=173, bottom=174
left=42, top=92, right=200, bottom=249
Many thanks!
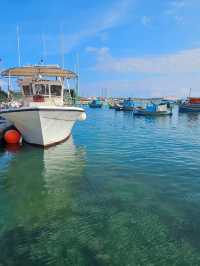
left=0, top=107, right=200, bottom=265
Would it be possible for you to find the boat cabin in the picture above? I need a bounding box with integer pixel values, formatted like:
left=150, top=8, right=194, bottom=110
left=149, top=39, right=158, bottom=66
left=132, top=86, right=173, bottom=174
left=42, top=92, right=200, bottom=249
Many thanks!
left=18, top=78, right=64, bottom=106
left=1, top=65, right=78, bottom=107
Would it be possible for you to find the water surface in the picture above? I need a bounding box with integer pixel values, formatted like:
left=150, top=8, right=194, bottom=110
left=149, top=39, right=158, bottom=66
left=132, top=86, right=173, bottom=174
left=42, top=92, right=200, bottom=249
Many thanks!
left=1, top=107, right=200, bottom=265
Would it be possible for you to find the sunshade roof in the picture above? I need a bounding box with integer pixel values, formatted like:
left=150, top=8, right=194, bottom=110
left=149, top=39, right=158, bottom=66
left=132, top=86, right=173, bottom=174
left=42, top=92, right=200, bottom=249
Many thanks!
left=1, top=65, right=77, bottom=79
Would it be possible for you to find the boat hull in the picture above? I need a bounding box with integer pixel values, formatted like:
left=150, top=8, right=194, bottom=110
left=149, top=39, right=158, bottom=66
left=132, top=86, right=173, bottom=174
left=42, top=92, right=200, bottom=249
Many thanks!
left=133, top=110, right=172, bottom=116
left=179, top=104, right=200, bottom=112
left=123, top=108, right=134, bottom=111
left=0, top=107, right=85, bottom=146
left=89, top=104, right=102, bottom=108
left=115, top=106, right=124, bottom=111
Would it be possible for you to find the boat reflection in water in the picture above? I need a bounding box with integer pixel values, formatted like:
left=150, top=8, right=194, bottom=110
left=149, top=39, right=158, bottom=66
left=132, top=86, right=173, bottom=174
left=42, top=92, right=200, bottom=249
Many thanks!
left=0, top=138, right=86, bottom=265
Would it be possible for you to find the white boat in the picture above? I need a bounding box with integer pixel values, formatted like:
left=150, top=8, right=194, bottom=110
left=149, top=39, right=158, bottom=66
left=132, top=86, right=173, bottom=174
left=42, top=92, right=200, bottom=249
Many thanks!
left=0, top=65, right=86, bottom=147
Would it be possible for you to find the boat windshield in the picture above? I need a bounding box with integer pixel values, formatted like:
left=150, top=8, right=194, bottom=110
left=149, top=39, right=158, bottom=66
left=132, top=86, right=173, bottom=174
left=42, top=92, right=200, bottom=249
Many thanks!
left=23, top=85, right=33, bottom=96
left=51, top=85, right=62, bottom=96
left=35, top=84, right=45, bottom=95
left=22, top=83, right=62, bottom=98
left=35, top=84, right=49, bottom=96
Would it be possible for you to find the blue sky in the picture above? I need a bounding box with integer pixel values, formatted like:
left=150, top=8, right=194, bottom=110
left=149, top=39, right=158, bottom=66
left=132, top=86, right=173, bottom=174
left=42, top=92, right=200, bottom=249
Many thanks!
left=1, top=0, right=200, bottom=97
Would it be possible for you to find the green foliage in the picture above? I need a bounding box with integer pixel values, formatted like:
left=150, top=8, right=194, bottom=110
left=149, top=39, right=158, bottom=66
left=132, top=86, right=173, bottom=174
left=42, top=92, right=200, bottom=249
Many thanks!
left=0, top=88, right=7, bottom=101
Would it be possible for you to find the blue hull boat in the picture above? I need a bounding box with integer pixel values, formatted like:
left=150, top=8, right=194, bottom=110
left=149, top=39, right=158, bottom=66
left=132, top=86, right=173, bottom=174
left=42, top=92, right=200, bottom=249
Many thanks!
left=123, top=98, right=135, bottom=111
left=179, top=104, right=200, bottom=112
left=89, top=99, right=103, bottom=108
left=133, top=109, right=172, bottom=116
left=133, top=103, right=172, bottom=116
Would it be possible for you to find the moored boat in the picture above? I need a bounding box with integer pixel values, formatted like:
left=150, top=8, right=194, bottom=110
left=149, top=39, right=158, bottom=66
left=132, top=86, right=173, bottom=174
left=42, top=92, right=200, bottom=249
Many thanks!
left=108, top=103, right=115, bottom=109
left=133, top=103, right=172, bottom=116
left=0, top=65, right=86, bottom=147
left=89, top=99, right=103, bottom=108
left=123, top=98, right=135, bottom=111
left=114, top=103, right=124, bottom=111
left=179, top=97, right=200, bottom=112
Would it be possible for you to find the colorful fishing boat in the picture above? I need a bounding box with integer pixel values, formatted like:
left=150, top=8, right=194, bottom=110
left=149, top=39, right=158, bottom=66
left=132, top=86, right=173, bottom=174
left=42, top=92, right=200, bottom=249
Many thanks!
left=123, top=98, right=135, bottom=111
left=133, top=103, right=172, bottom=116
left=114, top=103, right=124, bottom=111
left=89, top=99, right=103, bottom=108
left=179, top=97, right=200, bottom=112
left=108, top=102, right=116, bottom=109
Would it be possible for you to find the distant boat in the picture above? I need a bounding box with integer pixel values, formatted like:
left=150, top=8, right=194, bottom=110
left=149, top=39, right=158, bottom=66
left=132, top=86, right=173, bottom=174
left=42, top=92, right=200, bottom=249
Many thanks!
left=123, top=98, right=135, bottom=111
left=133, top=103, right=172, bottom=116
left=115, top=103, right=124, bottom=111
left=179, top=97, right=200, bottom=112
left=108, top=103, right=116, bottom=109
left=108, top=101, right=124, bottom=110
left=89, top=99, right=103, bottom=108
left=161, top=99, right=176, bottom=108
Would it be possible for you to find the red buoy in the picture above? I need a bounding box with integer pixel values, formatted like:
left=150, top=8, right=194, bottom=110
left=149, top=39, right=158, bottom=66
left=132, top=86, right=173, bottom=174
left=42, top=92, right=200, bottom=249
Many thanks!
left=4, top=129, right=21, bottom=144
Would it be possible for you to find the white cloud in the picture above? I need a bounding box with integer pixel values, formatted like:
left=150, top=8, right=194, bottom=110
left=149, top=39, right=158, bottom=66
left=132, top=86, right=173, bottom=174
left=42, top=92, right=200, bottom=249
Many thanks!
left=47, top=0, right=134, bottom=55
left=86, top=46, right=109, bottom=55
left=165, top=0, right=186, bottom=24
left=87, top=46, right=200, bottom=74
left=84, top=46, right=200, bottom=97
left=170, top=0, right=185, bottom=9
left=141, top=16, right=151, bottom=26
left=97, top=32, right=109, bottom=42
left=82, top=74, right=200, bottom=98
left=166, top=0, right=185, bottom=14
left=174, top=15, right=184, bottom=24
left=97, top=0, right=134, bottom=30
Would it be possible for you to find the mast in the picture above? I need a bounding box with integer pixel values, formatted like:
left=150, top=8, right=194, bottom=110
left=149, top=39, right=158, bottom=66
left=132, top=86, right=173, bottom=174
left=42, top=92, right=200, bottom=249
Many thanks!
left=42, top=34, right=47, bottom=63
left=188, top=88, right=192, bottom=98
left=76, top=53, right=79, bottom=98
left=60, top=23, right=65, bottom=69
left=8, top=70, right=11, bottom=99
left=16, top=25, right=21, bottom=67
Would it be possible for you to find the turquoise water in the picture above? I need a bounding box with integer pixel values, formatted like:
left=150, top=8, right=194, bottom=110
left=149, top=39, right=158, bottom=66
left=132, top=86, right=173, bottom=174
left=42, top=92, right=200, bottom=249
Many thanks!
left=1, top=107, right=200, bottom=265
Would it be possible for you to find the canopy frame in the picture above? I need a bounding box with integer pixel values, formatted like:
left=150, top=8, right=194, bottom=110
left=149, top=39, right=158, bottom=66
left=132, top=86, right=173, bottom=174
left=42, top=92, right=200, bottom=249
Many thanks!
left=1, top=65, right=77, bottom=79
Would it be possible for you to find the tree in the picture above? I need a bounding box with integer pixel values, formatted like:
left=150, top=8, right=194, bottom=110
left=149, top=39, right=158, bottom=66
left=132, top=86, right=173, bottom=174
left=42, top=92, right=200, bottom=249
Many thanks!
left=0, top=87, right=7, bottom=101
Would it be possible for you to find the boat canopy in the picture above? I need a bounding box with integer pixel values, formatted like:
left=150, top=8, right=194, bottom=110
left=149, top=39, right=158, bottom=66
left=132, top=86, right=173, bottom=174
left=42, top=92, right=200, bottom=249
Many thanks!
left=1, top=65, right=77, bottom=79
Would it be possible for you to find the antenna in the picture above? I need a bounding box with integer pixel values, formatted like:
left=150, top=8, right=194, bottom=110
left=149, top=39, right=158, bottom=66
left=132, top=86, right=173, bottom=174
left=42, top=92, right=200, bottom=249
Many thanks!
left=42, top=34, right=47, bottom=63
left=8, top=70, right=11, bottom=99
left=16, top=25, right=21, bottom=66
left=60, top=23, right=65, bottom=68
left=189, top=88, right=192, bottom=98
left=76, top=53, right=80, bottom=97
